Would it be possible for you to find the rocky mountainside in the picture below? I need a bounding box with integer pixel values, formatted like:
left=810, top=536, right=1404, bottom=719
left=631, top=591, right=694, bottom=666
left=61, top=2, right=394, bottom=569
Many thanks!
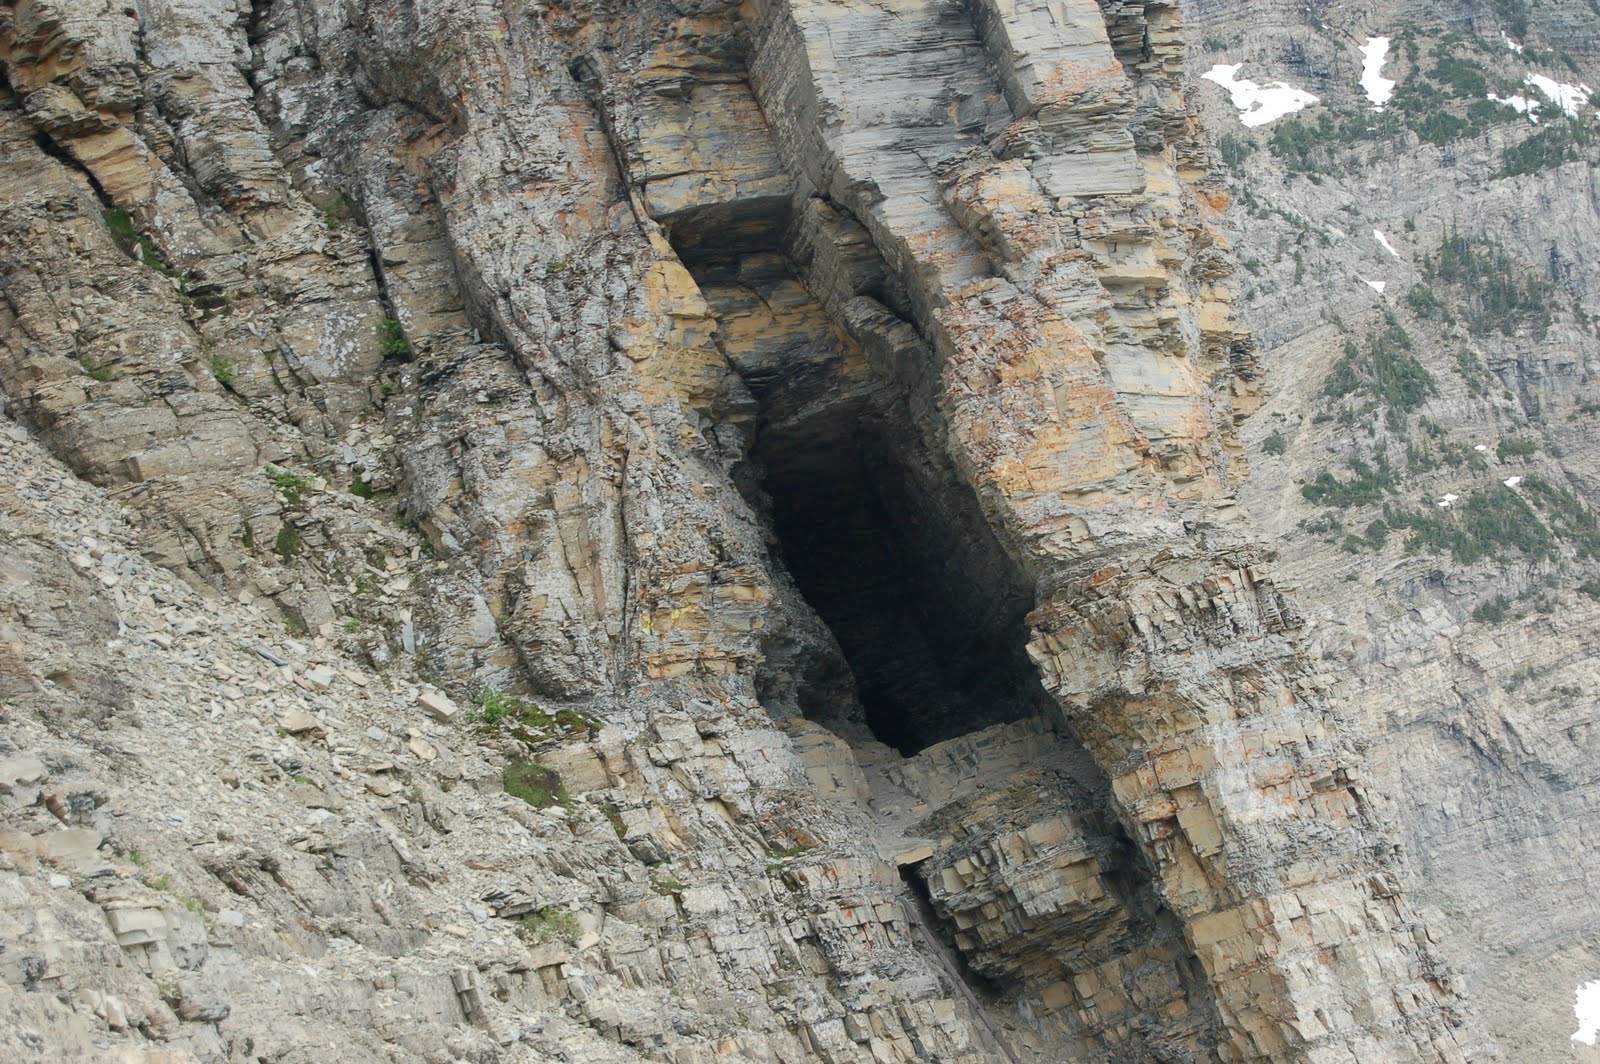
left=0, top=0, right=1594, bottom=1061
left=1181, top=0, right=1600, bottom=1057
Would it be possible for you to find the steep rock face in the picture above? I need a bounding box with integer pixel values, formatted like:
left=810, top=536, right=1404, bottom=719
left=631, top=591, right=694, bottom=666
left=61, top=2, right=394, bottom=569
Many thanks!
left=0, top=0, right=1488, bottom=1061
left=1177, top=1, right=1600, bottom=1059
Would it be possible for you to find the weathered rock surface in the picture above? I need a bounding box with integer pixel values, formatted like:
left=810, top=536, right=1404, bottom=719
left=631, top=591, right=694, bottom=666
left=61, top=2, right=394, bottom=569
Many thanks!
left=4, top=0, right=1594, bottom=1060
left=1180, top=2, right=1600, bottom=1060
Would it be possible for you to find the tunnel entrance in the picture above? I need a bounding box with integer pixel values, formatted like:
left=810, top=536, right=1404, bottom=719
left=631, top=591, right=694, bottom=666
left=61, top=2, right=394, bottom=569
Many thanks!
left=760, top=423, right=1053, bottom=754
left=674, top=215, right=1055, bottom=755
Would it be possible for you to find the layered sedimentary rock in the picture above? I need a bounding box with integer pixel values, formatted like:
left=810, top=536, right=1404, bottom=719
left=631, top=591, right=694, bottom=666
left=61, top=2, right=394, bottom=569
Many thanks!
left=0, top=0, right=1494, bottom=1061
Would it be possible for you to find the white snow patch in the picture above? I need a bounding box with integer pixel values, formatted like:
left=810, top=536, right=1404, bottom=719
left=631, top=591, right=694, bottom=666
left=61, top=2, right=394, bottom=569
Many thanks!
left=1501, top=32, right=1524, bottom=55
left=1360, top=37, right=1396, bottom=109
left=1438, top=494, right=1460, bottom=509
left=1373, top=230, right=1401, bottom=258
left=1527, top=73, right=1594, bottom=118
left=1202, top=64, right=1319, bottom=127
left=1488, top=91, right=1539, bottom=122
left=1573, top=981, right=1600, bottom=1045
left=1364, top=279, right=1387, bottom=294
left=1491, top=75, right=1595, bottom=122
left=1504, top=476, right=1524, bottom=488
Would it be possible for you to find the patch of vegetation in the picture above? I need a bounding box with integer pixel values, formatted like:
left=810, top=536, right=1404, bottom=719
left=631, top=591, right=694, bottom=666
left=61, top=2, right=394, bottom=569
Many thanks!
left=377, top=318, right=409, bottom=360
left=503, top=757, right=570, bottom=809
left=104, top=208, right=170, bottom=272
left=1405, top=434, right=1489, bottom=474
left=266, top=466, right=312, bottom=508
left=1499, top=115, right=1593, bottom=177
left=1267, top=113, right=1345, bottom=172
left=1299, top=513, right=1345, bottom=536
left=318, top=193, right=352, bottom=229
left=1456, top=349, right=1494, bottom=397
left=273, top=525, right=302, bottom=560
left=80, top=355, right=114, bottom=382
left=1496, top=436, right=1538, bottom=461
left=1217, top=133, right=1255, bottom=170
left=210, top=354, right=235, bottom=389
left=1422, top=231, right=1562, bottom=339
left=650, top=872, right=686, bottom=895
left=1301, top=447, right=1399, bottom=507
left=1404, top=284, right=1452, bottom=323
left=1321, top=322, right=1434, bottom=429
left=602, top=801, right=627, bottom=840
left=472, top=687, right=599, bottom=745
left=1522, top=475, right=1600, bottom=558
left=1266, top=41, right=1525, bottom=174
left=1386, top=487, right=1554, bottom=564
left=1473, top=594, right=1513, bottom=624
left=349, top=477, right=374, bottom=499
left=1492, top=0, right=1531, bottom=40
left=1341, top=518, right=1392, bottom=554
left=1262, top=431, right=1288, bottom=456
left=515, top=907, right=580, bottom=945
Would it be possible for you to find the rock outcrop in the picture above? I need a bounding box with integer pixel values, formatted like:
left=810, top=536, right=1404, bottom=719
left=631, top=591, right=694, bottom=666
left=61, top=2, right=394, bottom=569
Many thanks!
left=9, top=0, right=1596, bottom=1061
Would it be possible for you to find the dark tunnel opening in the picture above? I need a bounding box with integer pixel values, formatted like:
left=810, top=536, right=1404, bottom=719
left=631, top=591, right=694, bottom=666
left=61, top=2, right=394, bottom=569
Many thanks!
left=669, top=211, right=1058, bottom=756
left=759, top=424, right=1055, bottom=755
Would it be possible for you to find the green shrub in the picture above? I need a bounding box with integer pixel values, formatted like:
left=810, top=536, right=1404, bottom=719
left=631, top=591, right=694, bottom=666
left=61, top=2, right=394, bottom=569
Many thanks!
left=1321, top=324, right=1434, bottom=428
left=1340, top=519, right=1391, bottom=554
left=79, top=355, right=113, bottom=382
left=210, top=354, right=235, bottom=389
left=472, top=688, right=598, bottom=749
left=1405, top=436, right=1488, bottom=473
left=318, top=193, right=352, bottom=229
left=266, top=466, right=312, bottom=508
left=1499, top=117, right=1592, bottom=177
left=1523, top=475, right=1600, bottom=558
left=1218, top=133, right=1255, bottom=170
left=515, top=907, right=580, bottom=944
left=1455, top=350, right=1493, bottom=397
left=1268, top=114, right=1342, bottom=172
left=1473, top=595, right=1512, bottom=624
left=1423, top=231, right=1559, bottom=339
left=377, top=318, right=409, bottom=360
left=1493, top=0, right=1530, bottom=38
left=503, top=758, right=569, bottom=809
left=273, top=525, right=302, bottom=560
left=1388, top=488, right=1553, bottom=564
left=103, top=207, right=170, bottom=272
left=1496, top=437, right=1538, bottom=461
left=1404, top=284, right=1452, bottom=322
left=1262, top=431, right=1288, bottom=456
left=1300, top=448, right=1398, bottom=507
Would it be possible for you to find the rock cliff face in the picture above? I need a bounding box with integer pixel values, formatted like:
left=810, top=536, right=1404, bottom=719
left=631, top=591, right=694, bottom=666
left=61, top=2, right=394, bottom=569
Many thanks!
left=0, top=0, right=1592, bottom=1061
left=1178, top=2, right=1600, bottom=1059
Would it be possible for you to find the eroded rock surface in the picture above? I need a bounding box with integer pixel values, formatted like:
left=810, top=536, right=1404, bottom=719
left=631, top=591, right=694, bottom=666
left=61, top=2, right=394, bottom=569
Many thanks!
left=0, top=0, right=1556, bottom=1061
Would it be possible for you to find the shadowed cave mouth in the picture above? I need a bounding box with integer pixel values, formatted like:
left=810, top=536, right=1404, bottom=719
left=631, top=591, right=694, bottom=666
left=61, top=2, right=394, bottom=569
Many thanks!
left=671, top=214, right=1057, bottom=755
left=761, top=425, right=1056, bottom=754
